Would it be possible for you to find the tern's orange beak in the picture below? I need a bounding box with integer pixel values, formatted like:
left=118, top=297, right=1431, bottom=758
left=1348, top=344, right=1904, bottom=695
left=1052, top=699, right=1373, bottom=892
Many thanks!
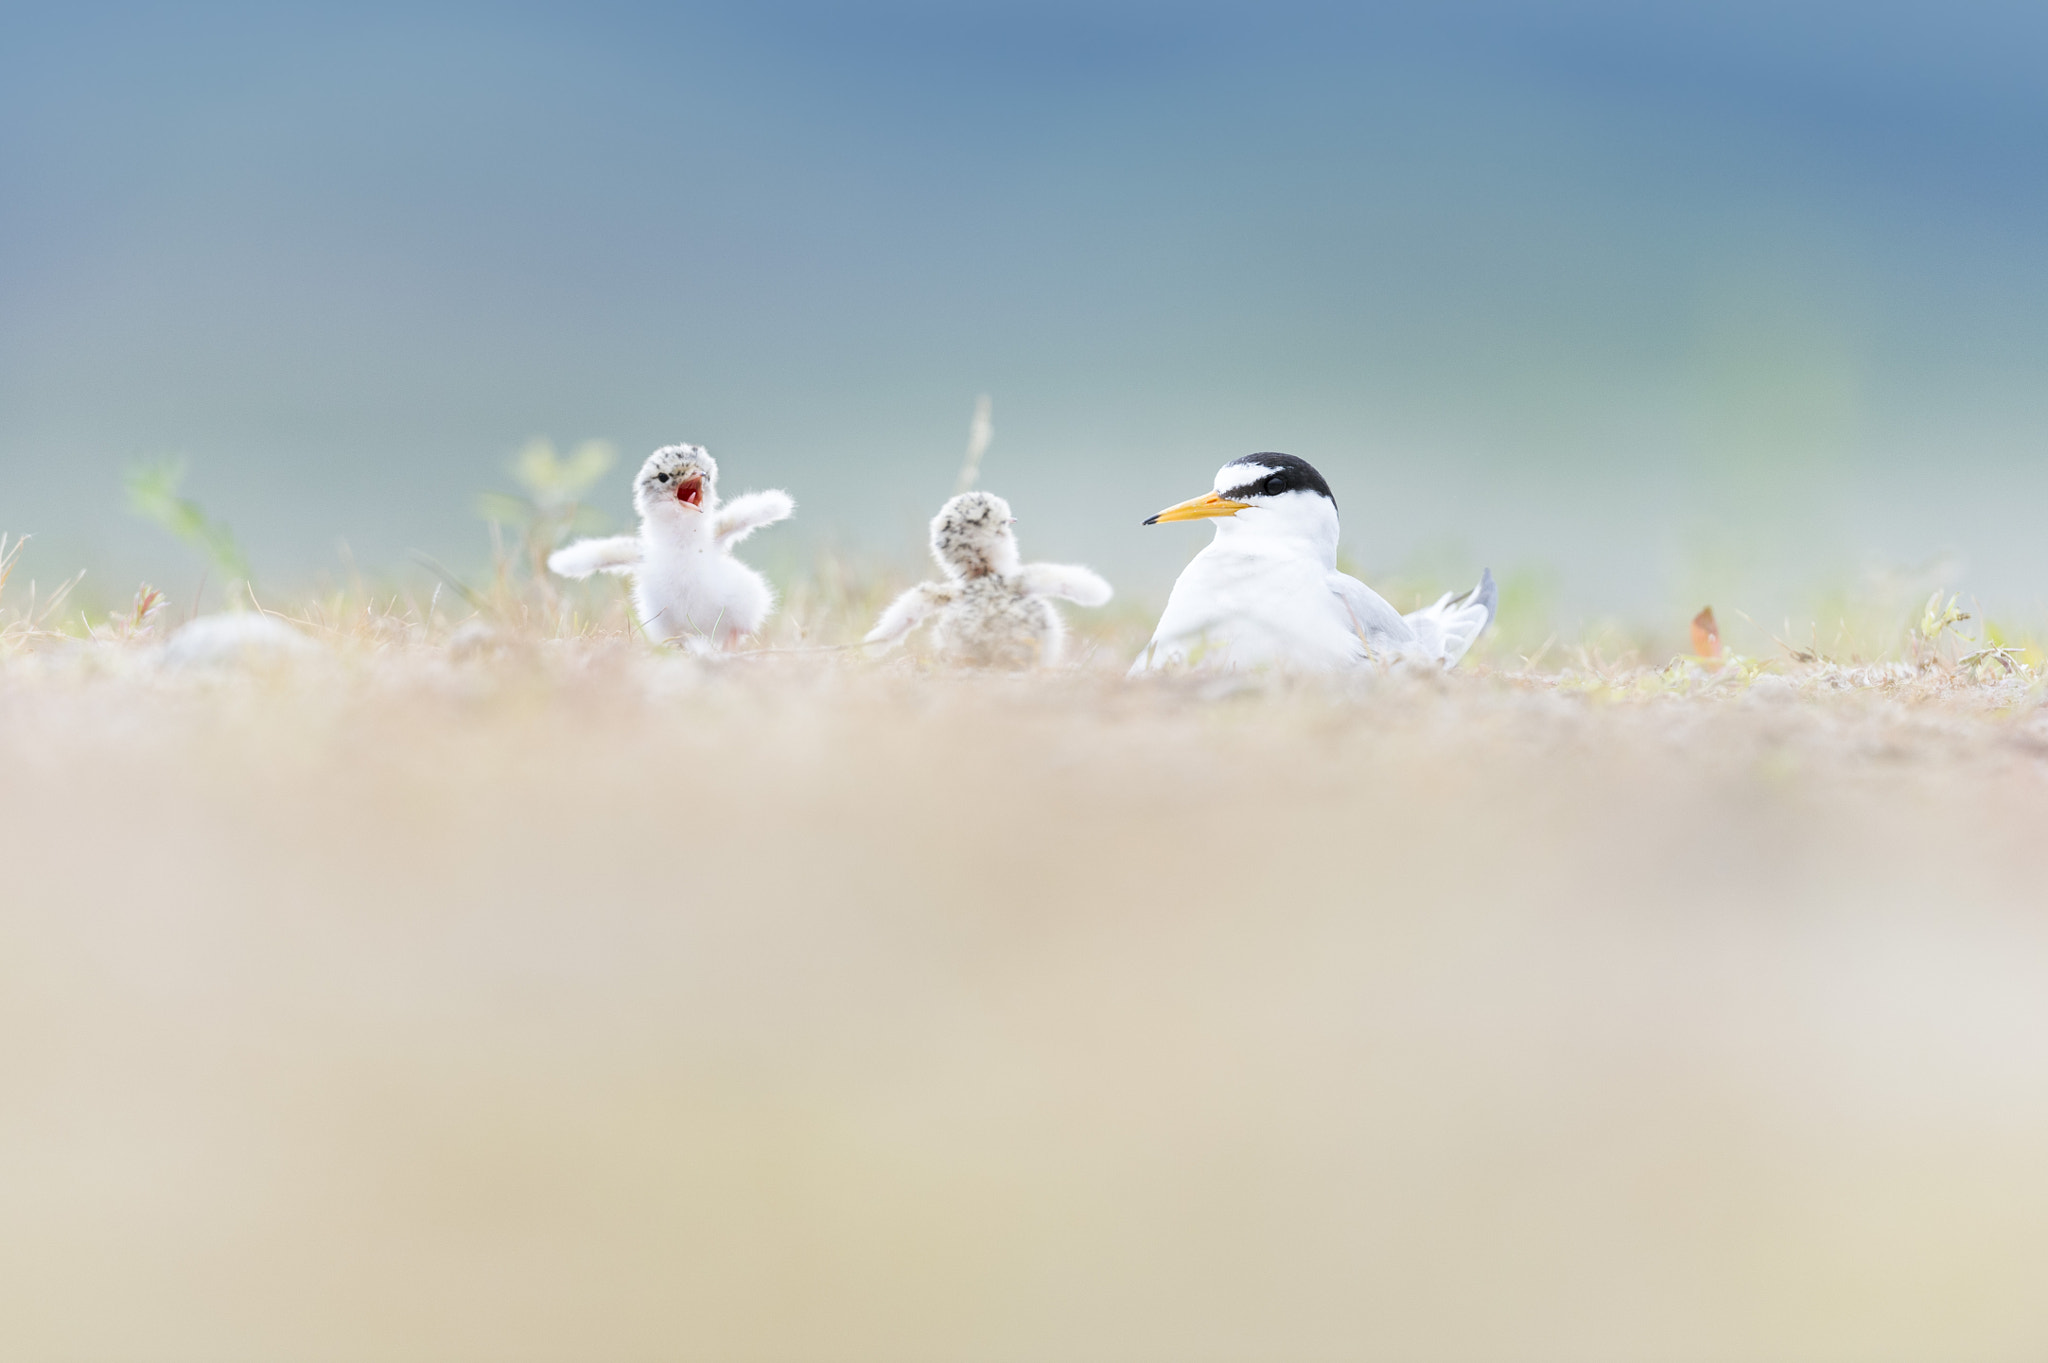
left=1144, top=490, right=1250, bottom=525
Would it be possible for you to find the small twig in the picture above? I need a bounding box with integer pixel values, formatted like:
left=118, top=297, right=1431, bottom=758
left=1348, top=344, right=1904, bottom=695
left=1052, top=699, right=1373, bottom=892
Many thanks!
left=1957, top=646, right=2023, bottom=676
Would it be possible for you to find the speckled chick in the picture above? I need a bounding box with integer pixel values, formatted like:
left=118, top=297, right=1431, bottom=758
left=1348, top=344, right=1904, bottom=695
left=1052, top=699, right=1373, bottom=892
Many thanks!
left=548, top=443, right=793, bottom=647
left=865, top=491, right=1113, bottom=667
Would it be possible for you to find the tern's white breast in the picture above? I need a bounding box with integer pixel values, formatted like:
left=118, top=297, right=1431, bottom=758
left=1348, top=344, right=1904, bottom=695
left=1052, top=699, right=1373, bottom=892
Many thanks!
left=1137, top=539, right=1365, bottom=671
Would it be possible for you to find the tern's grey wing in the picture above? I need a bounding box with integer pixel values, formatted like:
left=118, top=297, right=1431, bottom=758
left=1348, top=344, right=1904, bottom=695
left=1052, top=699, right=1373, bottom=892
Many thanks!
left=1328, top=571, right=1418, bottom=657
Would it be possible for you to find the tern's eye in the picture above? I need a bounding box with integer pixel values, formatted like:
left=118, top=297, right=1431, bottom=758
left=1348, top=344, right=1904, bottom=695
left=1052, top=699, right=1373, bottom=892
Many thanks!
left=657, top=473, right=670, bottom=482
left=1265, top=474, right=1286, bottom=496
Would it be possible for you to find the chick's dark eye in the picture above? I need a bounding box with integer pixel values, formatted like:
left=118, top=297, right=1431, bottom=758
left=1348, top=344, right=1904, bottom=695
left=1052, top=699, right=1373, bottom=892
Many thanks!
left=657, top=473, right=670, bottom=482
left=1265, top=474, right=1286, bottom=496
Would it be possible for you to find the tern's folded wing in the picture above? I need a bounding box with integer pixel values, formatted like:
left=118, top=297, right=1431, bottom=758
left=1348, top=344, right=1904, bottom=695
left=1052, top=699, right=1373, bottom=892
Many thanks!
left=1328, top=572, right=1418, bottom=657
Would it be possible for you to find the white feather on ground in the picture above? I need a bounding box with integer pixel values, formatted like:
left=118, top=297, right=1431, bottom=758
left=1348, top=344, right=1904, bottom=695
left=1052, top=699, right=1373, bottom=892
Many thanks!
left=161, top=613, right=322, bottom=669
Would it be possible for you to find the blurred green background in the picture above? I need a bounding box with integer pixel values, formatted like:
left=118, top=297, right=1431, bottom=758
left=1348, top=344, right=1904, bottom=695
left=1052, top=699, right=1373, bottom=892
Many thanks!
left=5, top=1, right=2047, bottom=644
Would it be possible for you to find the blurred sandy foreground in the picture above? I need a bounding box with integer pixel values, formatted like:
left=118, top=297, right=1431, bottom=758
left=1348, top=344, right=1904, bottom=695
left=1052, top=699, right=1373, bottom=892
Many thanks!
left=4, top=639, right=2048, bottom=1363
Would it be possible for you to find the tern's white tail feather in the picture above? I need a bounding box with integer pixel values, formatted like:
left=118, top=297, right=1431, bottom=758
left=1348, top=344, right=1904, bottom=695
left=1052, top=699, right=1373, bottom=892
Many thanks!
left=1403, top=568, right=1496, bottom=666
left=547, top=535, right=641, bottom=579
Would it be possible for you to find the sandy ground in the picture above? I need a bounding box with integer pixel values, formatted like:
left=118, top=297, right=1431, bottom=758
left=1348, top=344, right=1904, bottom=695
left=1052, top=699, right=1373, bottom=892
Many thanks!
left=3, top=634, right=2047, bottom=1361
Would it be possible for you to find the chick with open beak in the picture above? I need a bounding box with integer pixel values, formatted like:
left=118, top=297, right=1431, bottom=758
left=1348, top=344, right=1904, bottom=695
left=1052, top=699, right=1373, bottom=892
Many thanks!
left=548, top=442, right=795, bottom=648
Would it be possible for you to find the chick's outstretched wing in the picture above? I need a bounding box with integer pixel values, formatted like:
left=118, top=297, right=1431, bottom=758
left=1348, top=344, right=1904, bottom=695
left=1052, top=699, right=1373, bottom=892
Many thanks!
left=864, top=581, right=957, bottom=648
left=1015, top=563, right=1113, bottom=608
left=548, top=536, right=641, bottom=579
left=714, top=490, right=795, bottom=544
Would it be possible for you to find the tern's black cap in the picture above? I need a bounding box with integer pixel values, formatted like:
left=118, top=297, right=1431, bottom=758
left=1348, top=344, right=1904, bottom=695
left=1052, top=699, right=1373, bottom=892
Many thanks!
left=1221, top=453, right=1336, bottom=510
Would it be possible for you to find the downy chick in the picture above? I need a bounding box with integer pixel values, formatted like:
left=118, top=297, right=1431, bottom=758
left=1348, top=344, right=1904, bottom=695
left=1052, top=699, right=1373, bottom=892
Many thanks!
left=865, top=491, right=1112, bottom=668
left=549, top=443, right=793, bottom=647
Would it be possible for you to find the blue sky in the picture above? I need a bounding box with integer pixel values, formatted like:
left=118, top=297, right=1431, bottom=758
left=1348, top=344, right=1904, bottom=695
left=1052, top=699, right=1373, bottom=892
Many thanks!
left=5, top=1, right=2048, bottom=623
